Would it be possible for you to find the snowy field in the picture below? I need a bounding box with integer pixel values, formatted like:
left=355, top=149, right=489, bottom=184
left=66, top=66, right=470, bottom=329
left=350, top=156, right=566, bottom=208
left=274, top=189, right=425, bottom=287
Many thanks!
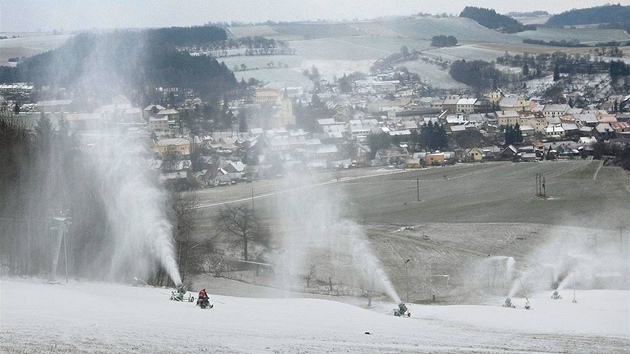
left=0, top=33, right=72, bottom=67
left=0, top=278, right=628, bottom=353
left=0, top=279, right=630, bottom=353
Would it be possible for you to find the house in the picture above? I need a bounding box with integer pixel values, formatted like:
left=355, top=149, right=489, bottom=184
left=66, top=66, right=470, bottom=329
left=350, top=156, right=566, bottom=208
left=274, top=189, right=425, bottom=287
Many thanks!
left=597, top=114, right=617, bottom=124
left=149, top=116, right=170, bottom=133
left=456, top=98, right=477, bottom=114
left=466, top=147, right=484, bottom=162
left=611, top=122, right=630, bottom=134
left=545, top=125, right=565, bottom=139
left=375, top=147, right=409, bottom=165
left=501, top=145, right=518, bottom=160
left=225, top=161, right=246, bottom=180
left=520, top=125, right=535, bottom=136
left=154, top=138, right=190, bottom=157
left=481, top=146, right=502, bottom=160
left=561, top=123, right=579, bottom=137
left=542, top=104, right=569, bottom=119
left=442, top=96, right=460, bottom=114
left=488, top=90, right=502, bottom=104
left=425, top=152, right=445, bottom=166
left=595, top=123, right=613, bottom=137
left=521, top=153, right=538, bottom=162
left=254, top=88, right=283, bottom=104
left=518, top=112, right=547, bottom=134
left=499, top=97, right=528, bottom=111
left=156, top=108, right=179, bottom=120
left=496, top=110, right=520, bottom=127
left=574, top=113, right=598, bottom=127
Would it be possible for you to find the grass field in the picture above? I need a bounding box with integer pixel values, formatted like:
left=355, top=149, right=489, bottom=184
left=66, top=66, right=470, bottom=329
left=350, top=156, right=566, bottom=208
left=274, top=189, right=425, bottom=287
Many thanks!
left=194, top=161, right=630, bottom=303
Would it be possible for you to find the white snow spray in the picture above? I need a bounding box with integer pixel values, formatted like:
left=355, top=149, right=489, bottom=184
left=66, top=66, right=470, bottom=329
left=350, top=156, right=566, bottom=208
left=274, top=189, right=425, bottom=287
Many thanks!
left=275, top=173, right=400, bottom=303
left=502, top=226, right=627, bottom=299
left=85, top=132, right=181, bottom=286
left=66, top=33, right=182, bottom=286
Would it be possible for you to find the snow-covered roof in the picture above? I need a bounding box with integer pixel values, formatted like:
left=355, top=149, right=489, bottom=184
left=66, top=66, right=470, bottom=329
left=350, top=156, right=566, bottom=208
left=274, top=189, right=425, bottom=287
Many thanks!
left=457, top=98, right=477, bottom=105
left=156, top=138, right=190, bottom=146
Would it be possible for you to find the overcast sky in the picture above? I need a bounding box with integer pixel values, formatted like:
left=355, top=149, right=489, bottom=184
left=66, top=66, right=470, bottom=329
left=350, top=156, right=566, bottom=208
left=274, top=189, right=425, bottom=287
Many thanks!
left=1, top=0, right=630, bottom=32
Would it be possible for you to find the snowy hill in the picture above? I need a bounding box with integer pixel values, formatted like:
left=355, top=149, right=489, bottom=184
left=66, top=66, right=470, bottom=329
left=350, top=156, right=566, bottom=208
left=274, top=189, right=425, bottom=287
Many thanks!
left=1, top=278, right=628, bottom=353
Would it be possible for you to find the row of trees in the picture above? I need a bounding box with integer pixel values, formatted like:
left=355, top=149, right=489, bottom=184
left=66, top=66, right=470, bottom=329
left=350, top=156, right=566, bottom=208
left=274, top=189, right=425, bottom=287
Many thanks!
left=545, top=4, right=630, bottom=28
left=0, top=113, right=273, bottom=284
left=449, top=59, right=506, bottom=91
left=368, top=121, right=449, bottom=159
left=430, top=35, right=458, bottom=47
left=460, top=6, right=535, bottom=33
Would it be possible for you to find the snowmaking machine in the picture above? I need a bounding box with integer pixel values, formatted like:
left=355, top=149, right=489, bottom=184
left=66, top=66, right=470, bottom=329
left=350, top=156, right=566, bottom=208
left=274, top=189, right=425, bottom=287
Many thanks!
left=394, top=303, right=411, bottom=317
left=502, top=298, right=516, bottom=308
left=170, top=284, right=194, bottom=302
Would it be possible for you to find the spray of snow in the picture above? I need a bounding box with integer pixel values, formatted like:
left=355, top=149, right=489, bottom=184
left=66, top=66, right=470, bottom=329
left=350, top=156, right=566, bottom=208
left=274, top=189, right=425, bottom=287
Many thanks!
left=505, top=226, right=628, bottom=299
left=275, top=173, right=401, bottom=303
left=85, top=132, right=181, bottom=285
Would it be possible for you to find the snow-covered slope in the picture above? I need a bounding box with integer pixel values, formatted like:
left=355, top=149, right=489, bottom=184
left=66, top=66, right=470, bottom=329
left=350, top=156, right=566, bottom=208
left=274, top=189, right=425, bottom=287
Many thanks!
left=1, top=278, right=628, bottom=353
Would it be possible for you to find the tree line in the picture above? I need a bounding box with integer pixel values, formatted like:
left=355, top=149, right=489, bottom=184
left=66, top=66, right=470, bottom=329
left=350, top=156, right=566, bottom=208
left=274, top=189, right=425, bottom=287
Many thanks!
left=460, top=6, right=535, bottom=33
left=545, top=4, right=630, bottom=28
left=449, top=59, right=506, bottom=90
left=368, top=121, right=448, bottom=159
left=0, top=27, right=238, bottom=106
left=431, top=35, right=458, bottom=47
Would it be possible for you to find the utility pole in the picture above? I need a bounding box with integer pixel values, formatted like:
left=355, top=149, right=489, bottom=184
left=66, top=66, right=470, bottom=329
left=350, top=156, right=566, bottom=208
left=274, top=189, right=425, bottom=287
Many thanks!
left=416, top=179, right=420, bottom=202
left=50, top=210, right=71, bottom=282
left=405, top=259, right=411, bottom=303
left=535, top=173, right=546, bottom=198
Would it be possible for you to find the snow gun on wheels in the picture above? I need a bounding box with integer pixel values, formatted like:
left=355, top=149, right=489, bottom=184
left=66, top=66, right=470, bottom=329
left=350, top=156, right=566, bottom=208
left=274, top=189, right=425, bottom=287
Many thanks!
left=170, top=284, right=194, bottom=302
left=394, top=303, right=411, bottom=317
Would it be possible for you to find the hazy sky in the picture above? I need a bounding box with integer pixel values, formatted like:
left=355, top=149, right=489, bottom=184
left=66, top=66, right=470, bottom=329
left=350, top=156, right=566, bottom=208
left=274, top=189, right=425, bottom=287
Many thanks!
left=1, top=0, right=630, bottom=32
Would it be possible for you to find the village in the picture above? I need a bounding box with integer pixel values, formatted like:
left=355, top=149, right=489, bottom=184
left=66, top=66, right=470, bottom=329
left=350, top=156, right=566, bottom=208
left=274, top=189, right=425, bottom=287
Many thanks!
left=1, top=70, right=630, bottom=190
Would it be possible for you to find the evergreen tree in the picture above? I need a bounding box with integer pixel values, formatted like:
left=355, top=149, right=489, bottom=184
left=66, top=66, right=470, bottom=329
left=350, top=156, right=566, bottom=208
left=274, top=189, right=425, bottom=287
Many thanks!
left=238, top=109, right=248, bottom=132
left=368, top=132, right=391, bottom=159
left=553, top=63, right=560, bottom=81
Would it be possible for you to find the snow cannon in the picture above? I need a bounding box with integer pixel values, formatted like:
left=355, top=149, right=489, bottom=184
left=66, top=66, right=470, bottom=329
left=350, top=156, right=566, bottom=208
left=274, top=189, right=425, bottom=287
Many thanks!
left=502, top=298, right=516, bottom=308
left=394, top=303, right=411, bottom=317
left=551, top=291, right=562, bottom=300
left=169, top=284, right=188, bottom=302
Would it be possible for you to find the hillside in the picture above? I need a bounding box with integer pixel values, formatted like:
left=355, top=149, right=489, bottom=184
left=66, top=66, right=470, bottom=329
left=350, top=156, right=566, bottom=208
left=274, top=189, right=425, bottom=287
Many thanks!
left=546, top=4, right=630, bottom=27
left=0, top=27, right=237, bottom=104
left=191, top=161, right=630, bottom=305
left=1, top=279, right=628, bottom=352
left=460, top=6, right=534, bottom=33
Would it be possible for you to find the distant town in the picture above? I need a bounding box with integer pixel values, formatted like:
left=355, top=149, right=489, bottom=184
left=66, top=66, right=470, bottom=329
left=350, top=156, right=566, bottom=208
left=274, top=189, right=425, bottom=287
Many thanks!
left=1, top=62, right=628, bottom=191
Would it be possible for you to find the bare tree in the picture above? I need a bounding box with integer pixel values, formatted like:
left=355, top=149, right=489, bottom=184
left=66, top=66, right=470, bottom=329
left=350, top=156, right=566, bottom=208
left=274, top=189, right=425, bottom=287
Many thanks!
left=305, top=263, right=316, bottom=288
left=171, top=190, right=203, bottom=282
left=216, top=203, right=270, bottom=261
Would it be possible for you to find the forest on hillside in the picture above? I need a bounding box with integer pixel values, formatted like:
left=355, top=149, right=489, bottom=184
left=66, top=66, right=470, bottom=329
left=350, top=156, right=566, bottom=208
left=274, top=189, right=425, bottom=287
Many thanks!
left=0, top=26, right=237, bottom=106
left=460, top=7, right=535, bottom=34
left=546, top=4, right=630, bottom=29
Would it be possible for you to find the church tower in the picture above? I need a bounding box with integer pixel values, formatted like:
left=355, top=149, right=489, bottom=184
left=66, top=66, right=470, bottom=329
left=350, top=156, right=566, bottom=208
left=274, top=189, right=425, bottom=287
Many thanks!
left=278, top=88, right=296, bottom=128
